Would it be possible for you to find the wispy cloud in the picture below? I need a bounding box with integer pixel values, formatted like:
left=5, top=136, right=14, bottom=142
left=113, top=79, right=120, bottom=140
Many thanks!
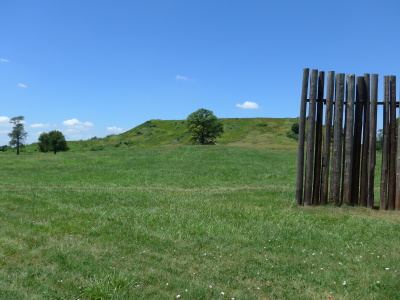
left=176, top=75, right=189, bottom=80
left=0, top=116, right=11, bottom=126
left=17, top=83, right=28, bottom=88
left=62, top=118, right=94, bottom=132
left=107, top=126, right=124, bottom=133
left=30, top=123, right=50, bottom=128
left=0, top=116, right=11, bottom=135
left=236, top=101, right=260, bottom=109
left=0, top=58, right=10, bottom=63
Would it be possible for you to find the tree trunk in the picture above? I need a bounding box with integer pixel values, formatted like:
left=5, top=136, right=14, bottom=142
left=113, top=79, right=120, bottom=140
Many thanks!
left=16, top=137, right=20, bottom=155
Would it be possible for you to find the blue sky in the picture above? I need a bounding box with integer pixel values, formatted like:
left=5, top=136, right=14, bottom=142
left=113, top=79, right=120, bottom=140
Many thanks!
left=1, top=0, right=399, bottom=144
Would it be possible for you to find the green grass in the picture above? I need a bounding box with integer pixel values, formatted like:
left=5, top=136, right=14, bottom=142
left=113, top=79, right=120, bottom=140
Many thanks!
left=1, top=146, right=399, bottom=299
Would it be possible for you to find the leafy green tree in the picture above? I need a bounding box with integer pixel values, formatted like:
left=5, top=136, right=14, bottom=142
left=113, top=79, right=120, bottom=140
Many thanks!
left=287, top=122, right=300, bottom=140
left=186, top=108, right=224, bottom=145
left=291, top=122, right=299, bottom=134
left=38, top=130, right=69, bottom=154
left=8, top=116, right=27, bottom=155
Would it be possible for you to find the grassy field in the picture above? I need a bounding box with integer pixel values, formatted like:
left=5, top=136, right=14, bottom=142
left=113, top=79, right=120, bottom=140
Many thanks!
left=1, top=146, right=400, bottom=299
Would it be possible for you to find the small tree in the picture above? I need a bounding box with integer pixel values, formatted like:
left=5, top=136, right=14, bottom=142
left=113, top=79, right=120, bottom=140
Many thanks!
left=8, top=116, right=27, bottom=155
left=186, top=108, right=224, bottom=145
left=38, top=130, right=69, bottom=154
left=291, top=122, right=299, bottom=134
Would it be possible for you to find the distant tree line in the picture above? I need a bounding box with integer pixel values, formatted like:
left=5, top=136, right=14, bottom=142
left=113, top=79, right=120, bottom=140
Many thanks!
left=4, top=116, right=69, bottom=155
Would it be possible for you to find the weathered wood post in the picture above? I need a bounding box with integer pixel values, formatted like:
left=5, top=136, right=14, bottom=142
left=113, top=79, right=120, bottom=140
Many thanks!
left=304, top=69, right=318, bottom=205
left=380, top=76, right=390, bottom=210
left=329, top=73, right=345, bottom=205
left=342, top=74, right=355, bottom=205
left=320, top=71, right=335, bottom=205
left=397, top=81, right=400, bottom=209
left=368, top=74, right=378, bottom=208
left=388, top=75, right=397, bottom=210
left=313, top=71, right=325, bottom=205
left=360, top=74, right=371, bottom=207
left=351, top=77, right=365, bottom=205
left=296, top=68, right=310, bottom=205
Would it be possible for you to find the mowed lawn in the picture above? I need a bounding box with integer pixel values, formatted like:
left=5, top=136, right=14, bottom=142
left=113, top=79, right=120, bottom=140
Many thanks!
left=0, top=146, right=399, bottom=299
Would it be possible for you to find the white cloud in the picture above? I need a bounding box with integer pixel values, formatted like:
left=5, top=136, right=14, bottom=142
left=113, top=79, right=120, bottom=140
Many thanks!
left=30, top=123, right=50, bottom=128
left=107, top=126, right=124, bottom=133
left=17, top=83, right=28, bottom=88
left=62, top=118, right=94, bottom=132
left=0, top=129, right=10, bottom=134
left=176, top=75, right=189, bottom=80
left=0, top=58, right=10, bottom=63
left=0, top=116, right=11, bottom=127
left=236, top=101, right=260, bottom=109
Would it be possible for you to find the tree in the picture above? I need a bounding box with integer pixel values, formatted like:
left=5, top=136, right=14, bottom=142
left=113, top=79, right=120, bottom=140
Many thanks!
left=291, top=122, right=299, bottom=134
left=376, top=119, right=398, bottom=151
left=186, top=108, right=224, bottom=145
left=8, top=116, right=27, bottom=155
left=38, top=130, right=69, bottom=154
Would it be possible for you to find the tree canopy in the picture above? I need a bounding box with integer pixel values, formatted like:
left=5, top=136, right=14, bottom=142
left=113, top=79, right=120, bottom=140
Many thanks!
left=38, top=130, right=69, bottom=154
left=186, top=108, right=224, bottom=145
left=8, top=116, right=27, bottom=155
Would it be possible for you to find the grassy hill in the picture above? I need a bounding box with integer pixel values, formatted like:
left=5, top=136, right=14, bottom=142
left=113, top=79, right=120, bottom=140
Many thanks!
left=41, top=117, right=299, bottom=152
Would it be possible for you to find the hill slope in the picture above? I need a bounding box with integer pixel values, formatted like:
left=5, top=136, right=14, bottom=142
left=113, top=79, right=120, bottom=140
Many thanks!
left=63, top=117, right=299, bottom=151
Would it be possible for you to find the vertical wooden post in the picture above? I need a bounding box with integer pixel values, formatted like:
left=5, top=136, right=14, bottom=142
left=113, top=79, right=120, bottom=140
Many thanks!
left=388, top=75, right=396, bottom=210
left=368, top=74, right=378, bottom=208
left=313, top=71, right=325, bottom=205
left=396, top=81, right=400, bottom=209
left=351, top=77, right=365, bottom=205
left=360, top=74, right=371, bottom=207
left=380, top=76, right=390, bottom=210
left=304, top=69, right=318, bottom=205
left=342, top=74, right=355, bottom=205
left=296, top=68, right=310, bottom=205
left=320, top=71, right=335, bottom=205
left=329, top=73, right=345, bottom=205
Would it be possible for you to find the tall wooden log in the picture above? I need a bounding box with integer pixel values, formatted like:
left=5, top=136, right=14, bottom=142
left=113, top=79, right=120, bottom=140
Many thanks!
left=397, top=82, right=400, bottom=209
left=304, top=69, right=318, bottom=205
left=380, top=76, right=390, bottom=210
left=296, top=68, right=310, bottom=205
left=368, top=74, right=378, bottom=208
left=320, top=71, right=335, bottom=205
left=312, top=71, right=325, bottom=205
left=329, top=73, right=345, bottom=205
left=351, top=77, right=365, bottom=205
left=388, top=75, right=396, bottom=210
left=342, top=74, right=355, bottom=205
left=360, top=74, right=371, bottom=207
